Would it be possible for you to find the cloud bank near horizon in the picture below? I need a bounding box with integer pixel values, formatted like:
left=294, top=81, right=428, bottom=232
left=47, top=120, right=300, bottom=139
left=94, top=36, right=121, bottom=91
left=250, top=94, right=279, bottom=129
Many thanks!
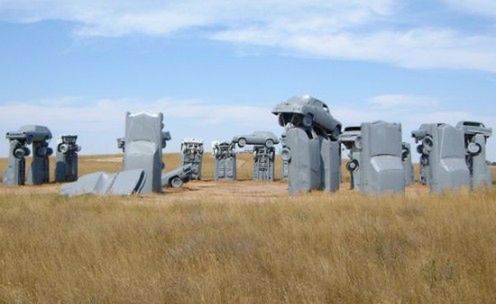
left=0, top=95, right=494, bottom=160
left=1, top=0, right=496, bottom=72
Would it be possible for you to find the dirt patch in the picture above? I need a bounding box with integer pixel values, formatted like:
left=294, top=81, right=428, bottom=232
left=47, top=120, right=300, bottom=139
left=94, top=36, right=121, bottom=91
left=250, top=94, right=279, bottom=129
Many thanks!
left=0, top=179, right=433, bottom=206
left=85, top=157, right=123, bottom=163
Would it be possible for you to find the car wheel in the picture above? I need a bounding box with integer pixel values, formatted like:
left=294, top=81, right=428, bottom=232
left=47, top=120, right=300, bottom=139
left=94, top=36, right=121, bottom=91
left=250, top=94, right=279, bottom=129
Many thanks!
left=265, top=139, right=274, bottom=148
left=238, top=138, right=247, bottom=148
left=467, top=142, right=482, bottom=155
left=402, top=149, right=410, bottom=161
left=346, top=159, right=359, bottom=172
left=14, top=147, right=29, bottom=159
left=302, top=114, right=313, bottom=128
left=422, top=137, right=433, bottom=154
left=58, top=143, right=69, bottom=153
left=281, top=148, right=291, bottom=162
left=23, top=147, right=31, bottom=157
left=170, top=176, right=184, bottom=188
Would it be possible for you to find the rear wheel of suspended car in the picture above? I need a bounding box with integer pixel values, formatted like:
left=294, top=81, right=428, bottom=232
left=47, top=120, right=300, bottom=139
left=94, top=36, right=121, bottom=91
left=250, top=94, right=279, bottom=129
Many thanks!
left=302, top=114, right=313, bottom=128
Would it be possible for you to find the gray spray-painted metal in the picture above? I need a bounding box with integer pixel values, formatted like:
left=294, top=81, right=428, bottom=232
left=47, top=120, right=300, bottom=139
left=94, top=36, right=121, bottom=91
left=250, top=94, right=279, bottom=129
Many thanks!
left=340, top=126, right=362, bottom=190
left=233, top=131, right=280, bottom=148
left=320, top=137, right=341, bottom=192
left=234, top=131, right=278, bottom=181
left=213, top=141, right=237, bottom=180
left=412, top=123, right=471, bottom=193
left=16, top=125, right=53, bottom=185
left=456, top=121, right=493, bottom=188
left=60, top=111, right=170, bottom=197
left=280, top=132, right=289, bottom=180
left=60, top=169, right=145, bottom=196
left=253, top=146, right=276, bottom=181
left=358, top=121, right=405, bottom=194
left=282, top=127, right=321, bottom=193
left=418, top=143, right=430, bottom=186
left=181, top=139, right=204, bottom=180
left=3, top=131, right=31, bottom=186
left=162, top=164, right=193, bottom=188
left=274, top=96, right=342, bottom=194
left=273, top=95, right=342, bottom=140
left=402, top=143, right=415, bottom=186
left=119, top=112, right=170, bottom=193
left=55, top=135, right=81, bottom=183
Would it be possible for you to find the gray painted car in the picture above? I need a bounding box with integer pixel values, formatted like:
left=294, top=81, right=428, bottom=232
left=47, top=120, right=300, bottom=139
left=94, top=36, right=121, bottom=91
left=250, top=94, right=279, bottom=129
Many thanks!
left=232, top=131, right=280, bottom=148
left=161, top=164, right=193, bottom=188
left=272, top=95, right=342, bottom=139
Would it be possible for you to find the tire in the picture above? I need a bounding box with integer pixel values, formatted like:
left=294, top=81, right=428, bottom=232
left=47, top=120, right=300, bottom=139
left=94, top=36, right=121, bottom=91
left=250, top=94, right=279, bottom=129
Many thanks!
left=23, top=147, right=31, bottom=157
left=238, top=138, right=247, bottom=148
left=422, top=137, right=433, bottom=153
left=14, top=147, right=28, bottom=159
left=416, top=145, right=424, bottom=155
left=302, top=114, right=313, bottom=128
left=170, top=177, right=184, bottom=188
left=346, top=159, right=359, bottom=172
left=281, top=148, right=291, bottom=162
left=402, top=149, right=410, bottom=161
left=265, top=139, right=274, bottom=148
left=467, top=142, right=482, bottom=155
left=58, top=143, right=69, bottom=153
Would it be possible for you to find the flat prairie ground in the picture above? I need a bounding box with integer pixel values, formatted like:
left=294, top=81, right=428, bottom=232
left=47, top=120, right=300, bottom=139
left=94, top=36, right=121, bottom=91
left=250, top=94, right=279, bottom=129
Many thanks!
left=0, top=154, right=495, bottom=303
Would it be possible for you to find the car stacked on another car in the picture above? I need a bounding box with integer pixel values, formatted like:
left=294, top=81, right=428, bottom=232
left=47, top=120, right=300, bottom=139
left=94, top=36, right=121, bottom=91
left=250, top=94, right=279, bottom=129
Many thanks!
left=232, top=131, right=280, bottom=148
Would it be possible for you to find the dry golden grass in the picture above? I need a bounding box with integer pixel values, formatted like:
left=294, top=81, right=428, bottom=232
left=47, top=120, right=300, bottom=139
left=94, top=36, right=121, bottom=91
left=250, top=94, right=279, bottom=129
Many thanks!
left=0, top=154, right=495, bottom=303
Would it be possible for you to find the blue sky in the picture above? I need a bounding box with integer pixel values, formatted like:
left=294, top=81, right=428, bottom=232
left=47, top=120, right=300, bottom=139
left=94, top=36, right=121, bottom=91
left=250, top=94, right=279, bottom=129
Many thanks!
left=0, top=0, right=495, bottom=160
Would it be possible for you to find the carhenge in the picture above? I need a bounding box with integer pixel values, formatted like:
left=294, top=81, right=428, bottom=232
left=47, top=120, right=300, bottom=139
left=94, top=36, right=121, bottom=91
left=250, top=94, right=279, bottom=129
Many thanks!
left=61, top=112, right=173, bottom=196
left=3, top=125, right=53, bottom=186
left=456, top=121, right=493, bottom=189
left=273, top=96, right=341, bottom=194
left=412, top=123, right=471, bottom=193
left=212, top=141, right=237, bottom=181
left=232, top=131, right=280, bottom=181
left=340, top=121, right=406, bottom=194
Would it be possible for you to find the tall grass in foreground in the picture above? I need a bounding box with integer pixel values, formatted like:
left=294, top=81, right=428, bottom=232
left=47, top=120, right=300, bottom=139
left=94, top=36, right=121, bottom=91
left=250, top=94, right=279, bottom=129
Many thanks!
left=1, top=189, right=496, bottom=303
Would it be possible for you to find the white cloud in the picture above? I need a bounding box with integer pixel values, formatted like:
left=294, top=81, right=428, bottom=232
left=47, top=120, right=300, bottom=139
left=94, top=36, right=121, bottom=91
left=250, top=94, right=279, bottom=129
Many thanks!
left=0, top=0, right=394, bottom=36
left=0, top=95, right=495, bottom=160
left=213, top=27, right=496, bottom=72
left=0, top=97, right=273, bottom=127
left=3, top=0, right=496, bottom=72
left=0, top=97, right=276, bottom=155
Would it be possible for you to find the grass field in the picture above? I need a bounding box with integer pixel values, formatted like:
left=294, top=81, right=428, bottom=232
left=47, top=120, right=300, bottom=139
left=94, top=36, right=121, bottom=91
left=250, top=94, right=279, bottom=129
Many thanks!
left=1, top=154, right=496, bottom=303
